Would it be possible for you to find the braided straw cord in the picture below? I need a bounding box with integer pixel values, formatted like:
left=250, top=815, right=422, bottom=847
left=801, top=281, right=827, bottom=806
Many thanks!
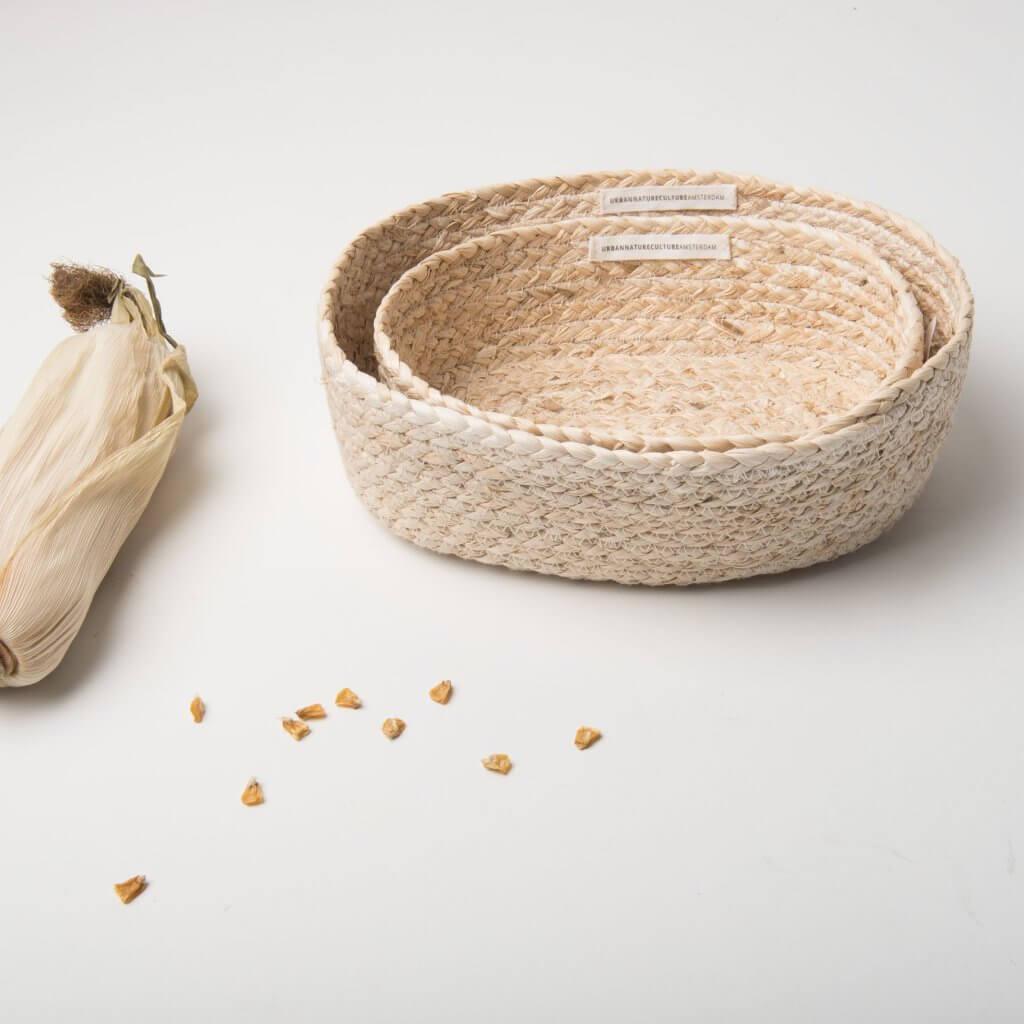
left=375, top=215, right=924, bottom=452
left=319, top=170, right=973, bottom=585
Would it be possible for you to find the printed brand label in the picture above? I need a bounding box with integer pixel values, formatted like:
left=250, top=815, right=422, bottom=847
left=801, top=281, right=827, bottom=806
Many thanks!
left=588, top=234, right=731, bottom=262
left=599, top=184, right=738, bottom=213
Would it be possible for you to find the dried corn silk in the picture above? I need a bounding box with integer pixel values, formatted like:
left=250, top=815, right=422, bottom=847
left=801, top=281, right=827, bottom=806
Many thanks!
left=190, top=696, right=205, bottom=723
left=296, top=703, right=326, bottom=720
left=282, top=718, right=311, bottom=741
left=241, top=779, right=264, bottom=806
left=482, top=754, right=512, bottom=775
left=0, top=258, right=196, bottom=687
left=335, top=688, right=361, bottom=709
left=429, top=680, right=453, bottom=704
left=574, top=727, right=602, bottom=750
left=381, top=717, right=405, bottom=739
left=114, top=875, right=147, bottom=904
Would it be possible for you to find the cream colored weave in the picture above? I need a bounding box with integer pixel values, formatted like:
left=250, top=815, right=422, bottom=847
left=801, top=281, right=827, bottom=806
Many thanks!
left=375, top=215, right=924, bottom=452
left=319, top=170, right=973, bottom=586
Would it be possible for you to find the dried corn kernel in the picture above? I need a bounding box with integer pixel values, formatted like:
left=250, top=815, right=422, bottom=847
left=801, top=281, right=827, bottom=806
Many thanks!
left=296, top=703, right=326, bottom=721
left=574, top=727, right=602, bottom=750
left=114, top=875, right=147, bottom=904
left=429, top=680, right=453, bottom=704
left=241, top=778, right=264, bottom=806
left=335, top=688, right=362, bottom=709
left=282, top=718, right=310, bottom=741
left=482, top=753, right=512, bottom=775
left=381, top=717, right=405, bottom=740
left=189, top=696, right=205, bottom=723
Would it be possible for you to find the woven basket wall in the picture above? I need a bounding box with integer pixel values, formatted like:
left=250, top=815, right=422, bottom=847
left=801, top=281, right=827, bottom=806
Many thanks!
left=319, top=170, right=973, bottom=586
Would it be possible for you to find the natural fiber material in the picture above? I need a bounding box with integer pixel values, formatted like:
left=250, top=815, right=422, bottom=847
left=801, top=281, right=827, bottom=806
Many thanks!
left=375, top=214, right=924, bottom=451
left=0, top=264, right=196, bottom=686
left=49, top=263, right=123, bottom=332
left=319, top=170, right=973, bottom=586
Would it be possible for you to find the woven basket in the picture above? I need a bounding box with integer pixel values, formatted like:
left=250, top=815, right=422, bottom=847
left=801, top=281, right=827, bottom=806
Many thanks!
left=374, top=214, right=925, bottom=453
left=319, top=170, right=973, bottom=586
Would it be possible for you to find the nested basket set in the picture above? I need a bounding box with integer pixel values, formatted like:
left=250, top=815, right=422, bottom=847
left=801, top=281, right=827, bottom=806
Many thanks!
left=319, top=170, right=973, bottom=585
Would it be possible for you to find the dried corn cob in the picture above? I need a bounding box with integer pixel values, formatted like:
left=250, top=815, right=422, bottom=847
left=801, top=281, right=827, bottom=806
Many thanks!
left=0, top=257, right=196, bottom=686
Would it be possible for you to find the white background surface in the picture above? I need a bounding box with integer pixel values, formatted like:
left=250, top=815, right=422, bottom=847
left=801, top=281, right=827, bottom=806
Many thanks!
left=1, top=2, right=1022, bottom=1021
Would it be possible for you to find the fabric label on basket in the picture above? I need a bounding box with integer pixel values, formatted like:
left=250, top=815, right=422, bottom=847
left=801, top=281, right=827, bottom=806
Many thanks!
left=588, top=234, right=731, bottom=262
left=599, top=184, right=738, bottom=213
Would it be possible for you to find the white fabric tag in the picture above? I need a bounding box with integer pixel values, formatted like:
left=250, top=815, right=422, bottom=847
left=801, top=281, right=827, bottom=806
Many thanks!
left=599, top=184, right=738, bottom=213
left=588, top=234, right=731, bottom=262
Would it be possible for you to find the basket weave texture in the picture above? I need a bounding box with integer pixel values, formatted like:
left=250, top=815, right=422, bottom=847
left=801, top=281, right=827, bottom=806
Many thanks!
left=319, top=170, right=973, bottom=586
left=375, top=214, right=924, bottom=452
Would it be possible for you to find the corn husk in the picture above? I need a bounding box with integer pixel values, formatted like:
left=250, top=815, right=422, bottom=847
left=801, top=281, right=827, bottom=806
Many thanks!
left=0, top=259, right=196, bottom=687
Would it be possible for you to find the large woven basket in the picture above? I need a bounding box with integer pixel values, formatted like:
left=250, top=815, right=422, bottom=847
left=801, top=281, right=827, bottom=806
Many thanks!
left=374, top=214, right=925, bottom=453
left=319, top=170, right=973, bottom=586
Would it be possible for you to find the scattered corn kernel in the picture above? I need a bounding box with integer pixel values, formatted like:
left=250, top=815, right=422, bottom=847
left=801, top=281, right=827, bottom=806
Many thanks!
left=381, top=717, right=405, bottom=740
left=574, top=727, right=602, bottom=750
left=282, top=718, right=310, bottom=741
left=429, top=680, right=453, bottom=704
left=296, top=703, right=326, bottom=721
left=482, top=753, right=512, bottom=775
left=114, top=875, right=147, bottom=904
left=335, top=688, right=362, bottom=709
left=189, top=696, right=205, bottom=723
left=241, top=778, right=264, bottom=807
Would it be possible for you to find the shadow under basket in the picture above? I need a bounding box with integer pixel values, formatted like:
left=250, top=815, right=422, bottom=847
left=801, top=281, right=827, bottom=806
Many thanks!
left=319, top=170, right=973, bottom=586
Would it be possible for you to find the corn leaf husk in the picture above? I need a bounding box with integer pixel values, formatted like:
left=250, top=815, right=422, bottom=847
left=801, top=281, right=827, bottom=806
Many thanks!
left=0, top=268, right=196, bottom=686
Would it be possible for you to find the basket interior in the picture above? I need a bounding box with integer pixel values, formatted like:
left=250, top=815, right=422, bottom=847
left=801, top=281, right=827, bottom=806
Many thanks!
left=377, top=216, right=923, bottom=441
left=329, top=173, right=971, bottom=404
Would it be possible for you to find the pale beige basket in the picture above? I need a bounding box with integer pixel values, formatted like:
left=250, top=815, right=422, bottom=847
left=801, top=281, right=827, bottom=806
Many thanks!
left=374, top=214, right=925, bottom=453
left=319, top=170, right=973, bottom=586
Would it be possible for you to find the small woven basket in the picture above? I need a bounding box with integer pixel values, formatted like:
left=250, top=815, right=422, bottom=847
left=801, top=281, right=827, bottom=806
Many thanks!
left=319, top=170, right=973, bottom=586
left=374, top=214, right=925, bottom=453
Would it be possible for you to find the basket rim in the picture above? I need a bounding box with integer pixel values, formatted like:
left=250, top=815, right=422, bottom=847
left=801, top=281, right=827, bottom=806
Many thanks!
left=372, top=213, right=926, bottom=453
left=319, top=168, right=973, bottom=472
